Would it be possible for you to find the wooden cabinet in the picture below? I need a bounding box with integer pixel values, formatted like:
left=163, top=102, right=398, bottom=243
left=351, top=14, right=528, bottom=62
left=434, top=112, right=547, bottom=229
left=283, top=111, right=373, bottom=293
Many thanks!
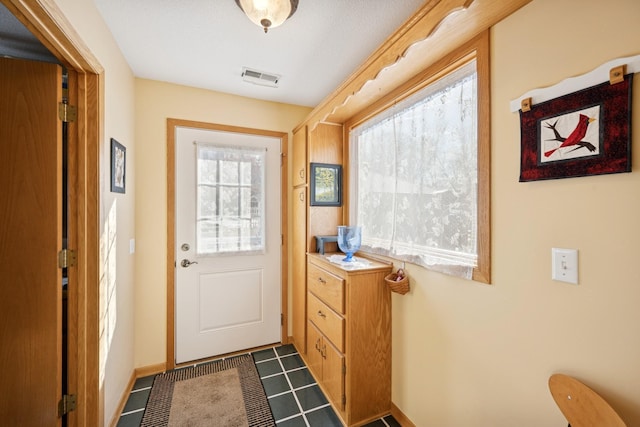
left=307, top=123, right=344, bottom=247
left=305, top=253, right=392, bottom=426
left=291, top=122, right=344, bottom=356
left=292, top=125, right=307, bottom=187
left=307, top=320, right=345, bottom=407
left=291, top=124, right=308, bottom=354
left=291, top=186, right=307, bottom=353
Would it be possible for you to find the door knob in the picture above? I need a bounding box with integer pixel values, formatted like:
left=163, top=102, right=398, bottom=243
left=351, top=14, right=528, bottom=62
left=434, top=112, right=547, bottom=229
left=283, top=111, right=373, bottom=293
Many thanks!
left=180, top=259, right=198, bottom=268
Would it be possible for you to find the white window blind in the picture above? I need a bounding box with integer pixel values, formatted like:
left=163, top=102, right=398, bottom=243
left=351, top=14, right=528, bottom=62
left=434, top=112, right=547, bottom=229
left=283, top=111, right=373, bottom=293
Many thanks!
left=349, top=60, right=478, bottom=278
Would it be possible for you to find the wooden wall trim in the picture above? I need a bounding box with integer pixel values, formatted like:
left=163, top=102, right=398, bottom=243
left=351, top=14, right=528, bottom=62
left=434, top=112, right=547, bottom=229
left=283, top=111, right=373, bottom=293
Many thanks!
left=77, top=70, right=102, bottom=427
left=280, top=133, right=289, bottom=347
left=107, top=363, right=167, bottom=427
left=300, top=0, right=531, bottom=129
left=4, top=0, right=103, bottom=74
left=107, top=371, right=136, bottom=427
left=391, top=402, right=417, bottom=427
left=166, top=119, right=177, bottom=371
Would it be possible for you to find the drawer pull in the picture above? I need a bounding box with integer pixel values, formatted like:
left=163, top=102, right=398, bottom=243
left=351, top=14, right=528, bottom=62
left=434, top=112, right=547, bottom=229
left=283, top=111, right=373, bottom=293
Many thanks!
left=317, top=310, right=326, bottom=318
left=317, top=277, right=326, bottom=284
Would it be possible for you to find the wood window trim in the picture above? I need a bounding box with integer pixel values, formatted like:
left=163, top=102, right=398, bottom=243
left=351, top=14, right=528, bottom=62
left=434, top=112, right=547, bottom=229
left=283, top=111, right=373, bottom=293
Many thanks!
left=166, top=118, right=289, bottom=370
left=300, top=0, right=530, bottom=130
left=344, top=30, right=491, bottom=284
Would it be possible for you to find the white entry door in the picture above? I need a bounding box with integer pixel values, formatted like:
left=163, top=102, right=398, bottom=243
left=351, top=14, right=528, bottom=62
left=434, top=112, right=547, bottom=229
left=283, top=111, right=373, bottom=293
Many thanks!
left=175, top=126, right=282, bottom=364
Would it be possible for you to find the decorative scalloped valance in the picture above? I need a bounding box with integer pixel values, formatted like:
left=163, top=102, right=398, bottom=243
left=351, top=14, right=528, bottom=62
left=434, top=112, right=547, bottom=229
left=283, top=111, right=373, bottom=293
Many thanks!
left=510, top=54, right=640, bottom=113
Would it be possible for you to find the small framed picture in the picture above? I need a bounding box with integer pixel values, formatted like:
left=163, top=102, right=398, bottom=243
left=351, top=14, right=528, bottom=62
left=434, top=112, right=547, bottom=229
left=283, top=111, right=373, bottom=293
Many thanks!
left=110, top=138, right=126, bottom=193
left=310, top=163, right=342, bottom=206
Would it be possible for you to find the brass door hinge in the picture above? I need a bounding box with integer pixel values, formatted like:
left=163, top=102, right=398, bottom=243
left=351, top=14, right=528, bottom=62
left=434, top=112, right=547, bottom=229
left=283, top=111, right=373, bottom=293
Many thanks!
left=58, top=102, right=77, bottom=122
left=58, top=249, right=77, bottom=268
left=58, top=394, right=77, bottom=417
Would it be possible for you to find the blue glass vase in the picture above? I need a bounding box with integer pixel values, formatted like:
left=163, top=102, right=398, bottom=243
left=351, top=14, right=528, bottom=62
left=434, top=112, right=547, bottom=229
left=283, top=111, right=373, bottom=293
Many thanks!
left=337, top=226, right=362, bottom=262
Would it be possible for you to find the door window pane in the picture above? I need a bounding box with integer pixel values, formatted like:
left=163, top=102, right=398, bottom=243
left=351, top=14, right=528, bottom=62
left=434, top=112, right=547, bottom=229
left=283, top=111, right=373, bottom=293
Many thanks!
left=196, top=143, right=265, bottom=255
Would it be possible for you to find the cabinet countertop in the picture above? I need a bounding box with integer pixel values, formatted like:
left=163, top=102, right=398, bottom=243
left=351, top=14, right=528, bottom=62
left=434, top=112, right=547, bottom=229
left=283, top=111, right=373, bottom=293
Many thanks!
left=307, top=252, right=392, bottom=275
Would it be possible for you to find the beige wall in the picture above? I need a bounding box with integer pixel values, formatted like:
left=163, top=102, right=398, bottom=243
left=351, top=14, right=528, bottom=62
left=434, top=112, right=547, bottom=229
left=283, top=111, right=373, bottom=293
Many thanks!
left=51, top=0, right=137, bottom=424
left=392, top=0, right=640, bottom=425
left=47, top=0, right=640, bottom=424
left=133, top=79, right=311, bottom=368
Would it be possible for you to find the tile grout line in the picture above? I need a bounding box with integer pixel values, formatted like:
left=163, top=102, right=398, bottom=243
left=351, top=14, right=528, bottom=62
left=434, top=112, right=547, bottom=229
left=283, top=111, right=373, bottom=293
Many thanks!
left=267, top=381, right=317, bottom=399
left=254, top=351, right=297, bottom=365
left=259, top=364, right=299, bottom=380
left=301, top=402, right=332, bottom=416
left=263, top=347, right=350, bottom=427
left=119, top=407, right=145, bottom=417
left=273, top=348, right=311, bottom=427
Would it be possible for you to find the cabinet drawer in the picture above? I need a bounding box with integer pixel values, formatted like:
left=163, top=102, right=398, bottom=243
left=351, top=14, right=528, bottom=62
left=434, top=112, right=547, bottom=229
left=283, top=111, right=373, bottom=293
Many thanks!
left=307, top=262, right=344, bottom=314
left=308, top=292, right=344, bottom=352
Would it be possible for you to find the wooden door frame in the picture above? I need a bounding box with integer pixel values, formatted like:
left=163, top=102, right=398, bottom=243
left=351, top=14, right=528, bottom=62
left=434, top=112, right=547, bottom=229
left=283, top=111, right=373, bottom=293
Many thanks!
left=166, top=118, right=289, bottom=370
left=2, top=0, right=102, bottom=425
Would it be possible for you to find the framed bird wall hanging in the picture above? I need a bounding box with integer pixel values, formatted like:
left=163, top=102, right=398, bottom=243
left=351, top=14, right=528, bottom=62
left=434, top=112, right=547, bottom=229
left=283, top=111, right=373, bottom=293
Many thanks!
left=518, top=74, right=632, bottom=182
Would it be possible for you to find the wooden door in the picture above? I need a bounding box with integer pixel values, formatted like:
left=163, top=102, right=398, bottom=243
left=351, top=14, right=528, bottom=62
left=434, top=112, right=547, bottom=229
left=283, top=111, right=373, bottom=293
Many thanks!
left=0, top=57, right=63, bottom=426
left=174, top=126, right=282, bottom=363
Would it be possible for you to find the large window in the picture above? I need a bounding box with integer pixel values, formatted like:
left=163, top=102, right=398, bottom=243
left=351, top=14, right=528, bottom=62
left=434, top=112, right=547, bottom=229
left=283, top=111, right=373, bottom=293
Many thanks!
left=348, top=36, right=490, bottom=282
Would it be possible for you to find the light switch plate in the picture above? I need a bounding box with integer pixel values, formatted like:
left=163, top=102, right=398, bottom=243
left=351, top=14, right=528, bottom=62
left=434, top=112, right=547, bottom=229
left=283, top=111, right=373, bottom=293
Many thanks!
left=129, top=238, right=136, bottom=254
left=552, top=248, right=578, bottom=284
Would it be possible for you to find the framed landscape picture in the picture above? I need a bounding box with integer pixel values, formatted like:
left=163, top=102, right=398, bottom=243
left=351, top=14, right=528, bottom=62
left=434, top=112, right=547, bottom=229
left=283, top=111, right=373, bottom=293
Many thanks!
left=310, top=163, right=342, bottom=206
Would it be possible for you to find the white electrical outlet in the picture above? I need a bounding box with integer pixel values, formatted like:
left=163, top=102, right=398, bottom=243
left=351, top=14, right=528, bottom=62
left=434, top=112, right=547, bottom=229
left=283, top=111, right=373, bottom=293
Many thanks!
left=552, top=248, right=578, bottom=284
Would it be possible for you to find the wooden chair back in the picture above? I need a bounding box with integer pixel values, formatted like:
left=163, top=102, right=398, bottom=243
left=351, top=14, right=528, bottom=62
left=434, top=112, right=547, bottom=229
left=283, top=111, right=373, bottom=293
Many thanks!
left=549, top=373, right=626, bottom=427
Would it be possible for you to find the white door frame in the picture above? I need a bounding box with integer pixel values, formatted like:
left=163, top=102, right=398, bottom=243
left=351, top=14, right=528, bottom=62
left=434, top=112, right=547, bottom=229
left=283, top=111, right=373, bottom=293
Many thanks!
left=166, top=118, right=288, bottom=369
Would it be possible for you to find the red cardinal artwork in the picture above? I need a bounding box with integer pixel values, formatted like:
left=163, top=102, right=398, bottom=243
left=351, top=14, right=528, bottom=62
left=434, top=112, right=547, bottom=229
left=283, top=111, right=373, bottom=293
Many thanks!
left=544, top=114, right=596, bottom=158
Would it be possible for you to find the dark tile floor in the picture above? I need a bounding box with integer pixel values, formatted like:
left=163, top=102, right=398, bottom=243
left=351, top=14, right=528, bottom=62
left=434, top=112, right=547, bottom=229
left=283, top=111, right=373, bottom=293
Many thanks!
left=117, top=344, right=400, bottom=427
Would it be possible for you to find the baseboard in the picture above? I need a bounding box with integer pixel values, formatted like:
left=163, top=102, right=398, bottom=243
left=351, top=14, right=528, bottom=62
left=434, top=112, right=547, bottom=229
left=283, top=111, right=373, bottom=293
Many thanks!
left=391, top=402, right=416, bottom=427
left=135, top=362, right=167, bottom=378
left=108, top=371, right=136, bottom=427
left=107, top=362, right=167, bottom=427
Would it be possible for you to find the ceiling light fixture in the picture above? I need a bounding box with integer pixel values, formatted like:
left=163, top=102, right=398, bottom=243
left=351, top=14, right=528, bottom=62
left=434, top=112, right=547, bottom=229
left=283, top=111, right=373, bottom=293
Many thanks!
left=235, top=0, right=298, bottom=33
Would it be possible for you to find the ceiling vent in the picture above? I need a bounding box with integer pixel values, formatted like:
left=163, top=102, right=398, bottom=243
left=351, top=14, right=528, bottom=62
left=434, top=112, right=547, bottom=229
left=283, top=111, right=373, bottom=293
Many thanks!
left=242, top=67, right=280, bottom=88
